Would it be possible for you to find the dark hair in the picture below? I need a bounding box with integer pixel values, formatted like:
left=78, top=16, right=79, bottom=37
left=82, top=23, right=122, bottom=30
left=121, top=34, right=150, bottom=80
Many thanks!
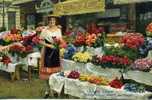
left=47, top=16, right=60, bottom=25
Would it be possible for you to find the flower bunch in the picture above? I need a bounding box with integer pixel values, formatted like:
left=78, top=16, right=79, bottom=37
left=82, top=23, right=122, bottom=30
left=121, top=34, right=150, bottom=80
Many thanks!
left=85, top=33, right=97, bottom=46
left=67, top=70, right=80, bottom=79
left=124, top=83, right=145, bottom=93
left=121, top=33, right=144, bottom=49
left=60, top=48, right=66, bottom=58
left=92, top=55, right=131, bottom=68
left=10, top=44, right=33, bottom=57
left=63, top=44, right=76, bottom=59
left=32, top=35, right=42, bottom=45
left=146, top=22, right=152, bottom=36
left=52, top=36, right=67, bottom=49
left=87, top=75, right=109, bottom=85
left=73, top=32, right=86, bottom=46
left=3, top=33, right=22, bottom=43
left=109, top=78, right=123, bottom=89
left=1, top=55, right=11, bottom=65
left=72, top=51, right=92, bottom=63
left=22, top=34, right=37, bottom=46
left=130, top=58, right=152, bottom=71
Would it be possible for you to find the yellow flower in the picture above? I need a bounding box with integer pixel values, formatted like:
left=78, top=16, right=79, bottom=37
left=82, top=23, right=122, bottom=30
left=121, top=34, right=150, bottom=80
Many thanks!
left=60, top=48, right=65, bottom=58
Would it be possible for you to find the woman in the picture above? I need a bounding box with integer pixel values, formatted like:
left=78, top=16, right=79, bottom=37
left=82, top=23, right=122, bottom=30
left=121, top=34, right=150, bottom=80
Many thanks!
left=39, top=14, right=62, bottom=79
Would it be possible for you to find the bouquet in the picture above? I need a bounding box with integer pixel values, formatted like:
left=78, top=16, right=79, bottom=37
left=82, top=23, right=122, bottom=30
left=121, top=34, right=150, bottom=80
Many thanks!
left=85, top=33, right=97, bottom=47
left=1, top=55, right=11, bottom=65
left=2, top=33, right=22, bottom=45
left=121, top=33, right=144, bottom=49
left=73, top=32, right=86, bottom=47
left=67, top=70, right=80, bottom=79
left=10, top=44, right=33, bottom=58
left=146, top=22, right=152, bottom=36
left=92, top=55, right=131, bottom=68
left=130, top=58, right=152, bottom=72
left=72, top=51, right=92, bottom=63
left=52, top=36, right=67, bottom=49
left=63, top=44, right=76, bottom=59
left=104, top=46, right=139, bottom=61
left=109, top=77, right=123, bottom=89
left=22, top=34, right=42, bottom=50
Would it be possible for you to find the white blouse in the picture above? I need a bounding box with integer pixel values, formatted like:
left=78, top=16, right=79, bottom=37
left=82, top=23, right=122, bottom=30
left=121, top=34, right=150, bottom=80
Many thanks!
left=40, top=27, right=62, bottom=43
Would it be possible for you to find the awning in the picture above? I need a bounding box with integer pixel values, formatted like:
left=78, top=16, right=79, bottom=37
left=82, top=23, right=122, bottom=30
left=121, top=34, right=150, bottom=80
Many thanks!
left=12, top=0, right=34, bottom=5
left=114, top=0, right=152, bottom=4
left=53, top=0, right=105, bottom=15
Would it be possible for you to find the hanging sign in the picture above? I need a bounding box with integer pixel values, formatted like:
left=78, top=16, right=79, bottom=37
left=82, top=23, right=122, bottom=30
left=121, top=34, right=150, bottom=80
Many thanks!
left=53, top=0, right=105, bottom=15
left=114, top=0, right=152, bottom=4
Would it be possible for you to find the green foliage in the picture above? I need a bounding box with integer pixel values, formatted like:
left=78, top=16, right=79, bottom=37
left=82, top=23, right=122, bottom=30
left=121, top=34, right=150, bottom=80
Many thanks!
left=104, top=46, right=139, bottom=61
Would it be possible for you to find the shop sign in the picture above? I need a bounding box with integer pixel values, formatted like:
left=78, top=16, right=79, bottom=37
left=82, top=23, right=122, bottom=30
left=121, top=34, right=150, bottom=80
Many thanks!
left=53, top=0, right=105, bottom=15
left=114, top=0, right=152, bottom=4
left=35, top=0, right=54, bottom=13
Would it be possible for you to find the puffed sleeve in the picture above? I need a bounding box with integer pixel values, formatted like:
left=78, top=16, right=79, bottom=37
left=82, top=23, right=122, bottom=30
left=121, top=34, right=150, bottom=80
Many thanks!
left=40, top=28, right=48, bottom=40
left=56, top=29, right=62, bottom=38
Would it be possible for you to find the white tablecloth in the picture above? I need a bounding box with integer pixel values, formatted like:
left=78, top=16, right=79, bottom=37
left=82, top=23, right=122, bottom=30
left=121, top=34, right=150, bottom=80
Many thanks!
left=49, top=73, right=152, bottom=99
left=61, top=59, right=152, bottom=86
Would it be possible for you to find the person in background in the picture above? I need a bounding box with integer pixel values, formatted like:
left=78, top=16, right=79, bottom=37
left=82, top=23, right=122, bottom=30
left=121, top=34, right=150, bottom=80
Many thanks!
left=73, top=23, right=86, bottom=34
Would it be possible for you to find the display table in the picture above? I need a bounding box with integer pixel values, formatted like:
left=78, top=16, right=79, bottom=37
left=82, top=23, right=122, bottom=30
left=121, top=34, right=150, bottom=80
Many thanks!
left=0, top=57, right=27, bottom=81
left=49, top=73, right=152, bottom=99
left=27, top=52, right=41, bottom=80
left=61, top=59, right=152, bottom=86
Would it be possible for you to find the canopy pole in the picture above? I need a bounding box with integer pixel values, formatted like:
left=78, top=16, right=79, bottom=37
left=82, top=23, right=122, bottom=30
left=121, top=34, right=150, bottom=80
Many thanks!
left=128, top=4, right=136, bottom=31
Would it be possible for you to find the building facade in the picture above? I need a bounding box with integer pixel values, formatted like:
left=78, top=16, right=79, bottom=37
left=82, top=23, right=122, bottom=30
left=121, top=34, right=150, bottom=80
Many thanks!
left=0, top=0, right=20, bottom=30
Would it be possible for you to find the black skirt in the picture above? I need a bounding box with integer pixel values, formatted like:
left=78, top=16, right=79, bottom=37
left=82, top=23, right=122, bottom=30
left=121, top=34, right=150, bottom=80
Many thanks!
left=44, top=41, right=60, bottom=68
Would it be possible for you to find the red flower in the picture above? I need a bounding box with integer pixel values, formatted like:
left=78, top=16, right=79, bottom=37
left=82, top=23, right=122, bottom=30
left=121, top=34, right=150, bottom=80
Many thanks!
left=10, top=44, right=25, bottom=52
left=109, top=78, right=123, bottom=89
left=1, top=56, right=11, bottom=65
left=73, top=33, right=86, bottom=46
left=96, top=55, right=131, bottom=66
left=32, top=35, right=42, bottom=44
left=24, top=45, right=33, bottom=53
left=121, top=33, right=144, bottom=49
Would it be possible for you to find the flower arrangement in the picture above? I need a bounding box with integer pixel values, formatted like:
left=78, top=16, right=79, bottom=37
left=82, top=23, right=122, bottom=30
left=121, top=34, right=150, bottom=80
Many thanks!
left=2, top=33, right=22, bottom=45
left=88, top=76, right=109, bottom=85
left=124, top=83, right=145, bottom=93
left=67, top=70, right=80, bottom=79
left=73, top=32, right=86, bottom=47
left=109, top=78, right=123, bottom=89
left=60, top=48, right=66, bottom=58
left=1, top=55, right=11, bottom=65
left=85, top=33, right=97, bottom=46
left=92, top=55, right=131, bottom=68
left=10, top=44, right=33, bottom=58
left=121, top=33, right=144, bottom=49
left=63, top=44, right=76, bottom=59
left=72, top=51, right=92, bottom=63
left=146, top=22, right=152, bottom=36
left=32, top=35, right=42, bottom=45
left=130, top=58, right=152, bottom=72
left=52, top=36, right=67, bottom=49
left=104, top=46, right=139, bottom=61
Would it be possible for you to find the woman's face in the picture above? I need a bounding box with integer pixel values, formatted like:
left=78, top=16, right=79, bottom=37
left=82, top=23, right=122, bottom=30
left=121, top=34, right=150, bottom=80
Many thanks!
left=48, top=17, right=56, bottom=26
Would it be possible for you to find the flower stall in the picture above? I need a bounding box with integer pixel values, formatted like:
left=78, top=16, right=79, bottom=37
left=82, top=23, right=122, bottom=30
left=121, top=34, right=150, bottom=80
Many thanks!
left=42, top=1, right=152, bottom=98
left=48, top=28, right=152, bottom=99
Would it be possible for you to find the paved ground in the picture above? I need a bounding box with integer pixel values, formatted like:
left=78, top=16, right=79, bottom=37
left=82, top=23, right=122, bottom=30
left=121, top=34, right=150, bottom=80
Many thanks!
left=0, top=71, right=47, bottom=99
